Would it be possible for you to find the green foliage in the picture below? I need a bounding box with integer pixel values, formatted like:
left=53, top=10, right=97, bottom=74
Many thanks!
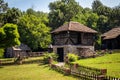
left=71, top=8, right=92, bottom=25
left=95, top=34, right=101, bottom=50
left=0, top=0, right=8, bottom=13
left=0, top=27, right=5, bottom=39
left=43, top=52, right=58, bottom=64
left=86, top=13, right=99, bottom=30
left=18, top=14, right=51, bottom=50
left=0, top=0, right=8, bottom=25
left=92, top=0, right=120, bottom=33
left=96, top=6, right=112, bottom=16
left=0, top=48, right=4, bottom=58
left=3, top=7, right=22, bottom=24
left=97, top=15, right=109, bottom=33
left=109, top=6, right=120, bottom=27
left=26, top=8, right=48, bottom=22
left=49, top=0, right=83, bottom=29
left=72, top=8, right=99, bottom=31
left=0, top=23, right=20, bottom=48
left=92, top=0, right=103, bottom=13
left=67, top=53, right=78, bottom=62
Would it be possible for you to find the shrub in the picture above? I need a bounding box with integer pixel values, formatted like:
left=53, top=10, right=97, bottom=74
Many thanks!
left=0, top=48, right=4, bottom=58
left=43, top=52, right=58, bottom=64
left=67, top=53, right=78, bottom=62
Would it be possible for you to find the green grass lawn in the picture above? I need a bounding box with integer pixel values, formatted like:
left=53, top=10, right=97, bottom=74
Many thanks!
left=75, top=53, right=120, bottom=78
left=0, top=58, right=77, bottom=80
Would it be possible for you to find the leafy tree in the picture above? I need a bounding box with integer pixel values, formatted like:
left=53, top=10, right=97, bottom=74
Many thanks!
left=97, top=15, right=109, bottom=33
left=71, top=8, right=91, bottom=25
left=95, top=34, right=101, bottom=50
left=72, top=8, right=99, bottom=30
left=0, top=0, right=8, bottom=13
left=0, top=48, right=4, bottom=58
left=109, top=6, right=120, bottom=27
left=0, top=23, right=20, bottom=48
left=18, top=14, right=51, bottom=50
left=71, top=13, right=87, bottom=25
left=49, top=0, right=83, bottom=29
left=92, top=0, right=103, bottom=13
left=26, top=8, right=49, bottom=26
left=86, top=13, right=99, bottom=30
left=0, top=0, right=8, bottom=26
left=26, top=8, right=36, bottom=15
left=3, top=7, right=22, bottom=24
left=96, top=6, right=112, bottom=16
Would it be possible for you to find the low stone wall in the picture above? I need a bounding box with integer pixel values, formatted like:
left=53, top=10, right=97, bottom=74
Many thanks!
left=51, top=64, right=71, bottom=75
left=52, top=45, right=95, bottom=58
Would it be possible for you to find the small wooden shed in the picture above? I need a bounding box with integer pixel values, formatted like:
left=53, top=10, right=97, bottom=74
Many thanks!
left=51, top=21, right=97, bottom=61
left=5, top=43, right=31, bottom=58
left=102, top=27, right=120, bottom=49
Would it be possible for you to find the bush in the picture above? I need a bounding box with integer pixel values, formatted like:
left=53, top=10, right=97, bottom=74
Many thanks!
left=0, top=48, right=4, bottom=58
left=43, top=52, right=58, bottom=64
left=67, top=53, right=78, bottom=62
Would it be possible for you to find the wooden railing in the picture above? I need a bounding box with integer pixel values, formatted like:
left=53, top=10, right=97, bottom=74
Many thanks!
left=50, top=63, right=120, bottom=80
left=70, top=63, right=107, bottom=80
left=104, top=76, right=120, bottom=80
left=29, top=52, right=44, bottom=57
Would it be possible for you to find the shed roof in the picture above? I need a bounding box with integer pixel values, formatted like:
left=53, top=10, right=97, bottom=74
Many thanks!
left=13, top=43, right=31, bottom=51
left=102, top=27, right=120, bottom=40
left=51, top=21, right=97, bottom=33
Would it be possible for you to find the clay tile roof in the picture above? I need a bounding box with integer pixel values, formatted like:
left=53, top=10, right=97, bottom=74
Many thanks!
left=102, top=27, right=120, bottom=40
left=13, top=43, right=31, bottom=51
left=51, top=21, right=97, bottom=33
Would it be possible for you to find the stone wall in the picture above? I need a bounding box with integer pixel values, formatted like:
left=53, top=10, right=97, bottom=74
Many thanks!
left=52, top=45, right=95, bottom=58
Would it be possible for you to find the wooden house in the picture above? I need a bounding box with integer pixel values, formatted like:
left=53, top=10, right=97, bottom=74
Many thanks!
left=5, top=43, right=31, bottom=58
left=102, top=27, right=120, bottom=49
left=51, top=21, right=97, bottom=61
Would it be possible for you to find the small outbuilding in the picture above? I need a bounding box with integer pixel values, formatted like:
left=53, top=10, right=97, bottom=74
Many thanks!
left=51, top=21, right=97, bottom=61
left=5, top=43, right=31, bottom=58
left=102, top=27, right=120, bottom=49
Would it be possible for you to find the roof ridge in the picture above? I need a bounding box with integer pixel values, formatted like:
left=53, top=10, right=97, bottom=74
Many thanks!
left=68, top=22, right=71, bottom=30
left=51, top=21, right=97, bottom=33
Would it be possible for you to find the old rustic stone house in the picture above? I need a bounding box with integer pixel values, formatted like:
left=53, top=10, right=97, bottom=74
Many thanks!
left=102, top=27, right=120, bottom=49
left=5, top=43, right=31, bottom=58
left=51, top=21, right=97, bottom=61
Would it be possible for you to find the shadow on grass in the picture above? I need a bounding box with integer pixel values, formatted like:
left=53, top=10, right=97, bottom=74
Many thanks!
left=0, top=66, right=4, bottom=68
left=49, top=67, right=78, bottom=79
left=38, top=62, right=50, bottom=68
left=37, top=62, right=79, bottom=79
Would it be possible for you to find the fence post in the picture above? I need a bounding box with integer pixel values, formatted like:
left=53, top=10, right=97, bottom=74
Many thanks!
left=74, top=63, right=79, bottom=69
left=97, top=69, right=107, bottom=80
left=48, top=57, right=53, bottom=66
left=101, top=69, right=107, bottom=75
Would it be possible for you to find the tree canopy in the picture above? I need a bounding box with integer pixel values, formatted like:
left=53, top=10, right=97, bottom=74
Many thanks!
left=0, top=23, right=20, bottom=48
left=3, top=7, right=22, bottom=24
left=49, top=0, right=83, bottom=29
left=18, top=14, right=51, bottom=50
left=0, top=0, right=8, bottom=13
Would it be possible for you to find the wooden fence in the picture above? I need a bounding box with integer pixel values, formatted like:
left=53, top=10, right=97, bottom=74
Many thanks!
left=51, top=63, right=120, bottom=80
left=70, top=63, right=107, bottom=80
left=29, top=52, right=44, bottom=57
left=70, top=63, right=120, bottom=80
left=104, top=76, right=120, bottom=80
